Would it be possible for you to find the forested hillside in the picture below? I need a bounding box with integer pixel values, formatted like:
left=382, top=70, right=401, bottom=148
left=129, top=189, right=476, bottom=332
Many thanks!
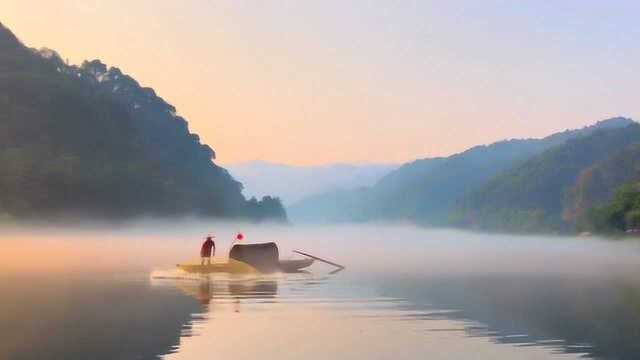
left=0, top=22, right=285, bottom=221
left=558, top=141, right=640, bottom=234
left=585, top=183, right=640, bottom=234
left=456, top=124, right=640, bottom=232
left=567, top=144, right=640, bottom=230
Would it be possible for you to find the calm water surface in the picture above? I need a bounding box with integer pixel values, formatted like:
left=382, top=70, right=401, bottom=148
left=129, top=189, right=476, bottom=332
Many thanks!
left=2, top=224, right=640, bottom=359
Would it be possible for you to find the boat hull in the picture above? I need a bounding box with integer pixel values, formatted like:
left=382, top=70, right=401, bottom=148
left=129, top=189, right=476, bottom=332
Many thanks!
left=278, top=259, right=314, bottom=273
left=176, top=258, right=314, bottom=274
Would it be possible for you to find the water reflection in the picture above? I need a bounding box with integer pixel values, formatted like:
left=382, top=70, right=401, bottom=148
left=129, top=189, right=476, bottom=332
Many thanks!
left=0, top=267, right=631, bottom=360
left=150, top=263, right=640, bottom=360
left=4, top=225, right=640, bottom=359
left=0, top=273, right=200, bottom=360
left=373, top=272, right=640, bottom=360
left=171, top=276, right=279, bottom=306
left=155, top=272, right=592, bottom=360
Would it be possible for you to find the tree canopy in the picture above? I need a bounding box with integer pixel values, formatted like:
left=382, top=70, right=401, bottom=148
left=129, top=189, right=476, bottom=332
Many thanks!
left=0, top=22, right=286, bottom=222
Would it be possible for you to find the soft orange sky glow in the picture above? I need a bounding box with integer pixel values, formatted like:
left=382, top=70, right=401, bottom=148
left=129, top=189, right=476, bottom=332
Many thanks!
left=3, top=1, right=639, bottom=165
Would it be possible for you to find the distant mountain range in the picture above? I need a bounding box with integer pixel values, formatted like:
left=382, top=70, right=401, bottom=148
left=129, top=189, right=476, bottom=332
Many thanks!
left=0, top=22, right=285, bottom=221
left=290, top=117, right=640, bottom=234
left=226, top=161, right=397, bottom=206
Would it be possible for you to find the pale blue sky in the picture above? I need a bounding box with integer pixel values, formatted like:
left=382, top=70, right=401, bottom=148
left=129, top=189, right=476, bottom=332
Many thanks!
left=4, top=1, right=639, bottom=164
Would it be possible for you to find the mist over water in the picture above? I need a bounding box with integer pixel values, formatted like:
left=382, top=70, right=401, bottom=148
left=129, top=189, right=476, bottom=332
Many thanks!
left=2, top=222, right=640, bottom=359
left=4, top=222, right=640, bottom=275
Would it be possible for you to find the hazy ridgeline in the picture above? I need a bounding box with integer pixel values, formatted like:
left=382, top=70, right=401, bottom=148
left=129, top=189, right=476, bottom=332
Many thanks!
left=226, top=161, right=398, bottom=206
left=289, top=118, right=640, bottom=235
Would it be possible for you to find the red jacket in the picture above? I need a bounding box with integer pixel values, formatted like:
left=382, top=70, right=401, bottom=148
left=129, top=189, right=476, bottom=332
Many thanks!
left=200, top=239, right=215, bottom=257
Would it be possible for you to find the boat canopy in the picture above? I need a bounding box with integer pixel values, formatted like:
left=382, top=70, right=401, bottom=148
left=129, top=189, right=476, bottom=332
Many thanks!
left=229, top=242, right=280, bottom=273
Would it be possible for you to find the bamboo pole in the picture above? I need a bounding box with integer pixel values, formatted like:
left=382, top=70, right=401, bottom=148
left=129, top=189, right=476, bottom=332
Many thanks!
left=293, top=250, right=346, bottom=271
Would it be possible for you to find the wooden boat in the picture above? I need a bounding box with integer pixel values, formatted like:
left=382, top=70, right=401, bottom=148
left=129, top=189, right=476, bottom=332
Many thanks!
left=176, top=258, right=314, bottom=274
left=177, top=242, right=343, bottom=274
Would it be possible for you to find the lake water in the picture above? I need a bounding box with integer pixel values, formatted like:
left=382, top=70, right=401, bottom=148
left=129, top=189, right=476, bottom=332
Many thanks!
left=2, top=223, right=640, bottom=360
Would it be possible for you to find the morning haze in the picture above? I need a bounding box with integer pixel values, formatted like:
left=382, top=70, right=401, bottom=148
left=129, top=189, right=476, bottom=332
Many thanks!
left=3, top=2, right=640, bottom=360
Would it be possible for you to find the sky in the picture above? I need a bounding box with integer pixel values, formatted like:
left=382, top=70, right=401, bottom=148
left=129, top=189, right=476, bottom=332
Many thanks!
left=2, top=1, right=640, bottom=166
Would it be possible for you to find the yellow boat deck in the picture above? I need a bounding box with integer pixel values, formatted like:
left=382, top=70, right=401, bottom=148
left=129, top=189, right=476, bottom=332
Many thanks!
left=177, top=259, right=258, bottom=274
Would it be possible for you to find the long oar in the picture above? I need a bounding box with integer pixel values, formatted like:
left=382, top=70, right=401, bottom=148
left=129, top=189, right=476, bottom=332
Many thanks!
left=293, top=250, right=345, bottom=273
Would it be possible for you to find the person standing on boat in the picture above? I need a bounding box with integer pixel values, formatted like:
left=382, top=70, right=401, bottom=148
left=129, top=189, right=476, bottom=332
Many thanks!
left=200, top=236, right=215, bottom=265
